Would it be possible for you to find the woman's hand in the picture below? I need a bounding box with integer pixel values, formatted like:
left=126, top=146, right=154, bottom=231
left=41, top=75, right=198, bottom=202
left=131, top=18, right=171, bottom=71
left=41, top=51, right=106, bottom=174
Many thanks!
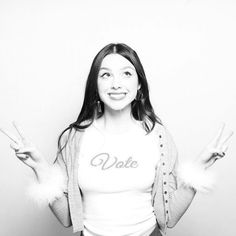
left=0, top=121, right=48, bottom=170
left=194, top=123, right=234, bottom=170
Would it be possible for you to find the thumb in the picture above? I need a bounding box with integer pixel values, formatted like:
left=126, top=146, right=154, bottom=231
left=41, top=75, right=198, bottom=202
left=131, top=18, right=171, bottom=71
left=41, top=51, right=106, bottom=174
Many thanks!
left=16, top=153, right=29, bottom=160
left=15, top=147, right=35, bottom=154
left=10, top=142, right=20, bottom=151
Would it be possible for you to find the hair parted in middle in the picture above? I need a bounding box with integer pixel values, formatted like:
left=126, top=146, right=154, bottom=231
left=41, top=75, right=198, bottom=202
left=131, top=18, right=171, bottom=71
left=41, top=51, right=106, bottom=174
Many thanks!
left=55, top=43, right=163, bottom=159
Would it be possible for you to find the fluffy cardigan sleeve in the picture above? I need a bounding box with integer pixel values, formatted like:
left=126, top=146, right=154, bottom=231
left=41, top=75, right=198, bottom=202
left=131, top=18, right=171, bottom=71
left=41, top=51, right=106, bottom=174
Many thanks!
left=27, top=129, right=73, bottom=227
left=164, top=126, right=215, bottom=228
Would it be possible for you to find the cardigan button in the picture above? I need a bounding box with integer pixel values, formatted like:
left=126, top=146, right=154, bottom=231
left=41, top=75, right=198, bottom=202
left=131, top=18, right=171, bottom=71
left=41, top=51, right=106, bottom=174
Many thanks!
left=163, top=172, right=166, bottom=175
left=159, top=135, right=162, bottom=138
left=166, top=210, right=169, bottom=214
left=160, top=144, right=163, bottom=147
left=161, top=153, right=164, bottom=156
left=164, top=191, right=167, bottom=194
left=165, top=200, right=168, bottom=203
left=162, top=162, right=165, bottom=166
left=164, top=181, right=167, bottom=185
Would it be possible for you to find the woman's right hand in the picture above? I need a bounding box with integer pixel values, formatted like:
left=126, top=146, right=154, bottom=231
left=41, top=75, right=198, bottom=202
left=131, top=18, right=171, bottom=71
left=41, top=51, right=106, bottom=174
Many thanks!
left=0, top=121, right=48, bottom=170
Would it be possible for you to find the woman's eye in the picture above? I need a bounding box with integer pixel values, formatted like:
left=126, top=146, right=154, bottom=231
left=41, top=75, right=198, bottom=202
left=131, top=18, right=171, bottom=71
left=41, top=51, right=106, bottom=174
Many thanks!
left=124, top=71, right=132, bottom=77
left=101, top=72, right=110, bottom=78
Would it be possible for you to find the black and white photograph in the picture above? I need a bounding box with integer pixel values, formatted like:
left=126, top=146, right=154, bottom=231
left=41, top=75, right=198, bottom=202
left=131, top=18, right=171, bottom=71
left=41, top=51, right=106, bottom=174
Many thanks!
left=0, top=0, right=235, bottom=236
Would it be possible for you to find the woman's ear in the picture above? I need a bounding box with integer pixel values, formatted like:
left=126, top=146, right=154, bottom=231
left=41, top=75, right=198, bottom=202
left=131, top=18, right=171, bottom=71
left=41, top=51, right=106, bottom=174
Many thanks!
left=138, top=84, right=141, bottom=90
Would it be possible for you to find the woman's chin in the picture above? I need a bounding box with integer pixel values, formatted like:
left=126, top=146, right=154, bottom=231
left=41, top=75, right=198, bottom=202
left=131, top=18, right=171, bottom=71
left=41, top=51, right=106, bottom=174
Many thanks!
left=104, top=103, right=131, bottom=113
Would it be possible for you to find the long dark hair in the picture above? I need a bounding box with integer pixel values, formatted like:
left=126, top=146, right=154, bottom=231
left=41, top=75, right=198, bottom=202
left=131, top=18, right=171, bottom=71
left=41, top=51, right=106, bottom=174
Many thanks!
left=55, top=43, right=163, bottom=161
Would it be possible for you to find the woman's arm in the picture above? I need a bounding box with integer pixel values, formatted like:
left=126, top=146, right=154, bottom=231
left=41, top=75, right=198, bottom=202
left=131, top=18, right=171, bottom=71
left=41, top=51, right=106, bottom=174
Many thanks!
left=0, top=121, right=73, bottom=227
left=48, top=155, right=72, bottom=228
left=167, top=164, right=197, bottom=228
left=164, top=123, right=233, bottom=228
left=164, top=128, right=197, bottom=228
left=27, top=154, right=72, bottom=227
left=49, top=193, right=72, bottom=227
left=27, top=131, right=73, bottom=227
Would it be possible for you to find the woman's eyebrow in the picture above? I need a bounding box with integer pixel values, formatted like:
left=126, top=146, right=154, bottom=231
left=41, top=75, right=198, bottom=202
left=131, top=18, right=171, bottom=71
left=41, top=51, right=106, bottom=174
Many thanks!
left=99, top=67, right=110, bottom=71
left=122, top=66, right=135, bottom=71
left=99, top=66, right=135, bottom=71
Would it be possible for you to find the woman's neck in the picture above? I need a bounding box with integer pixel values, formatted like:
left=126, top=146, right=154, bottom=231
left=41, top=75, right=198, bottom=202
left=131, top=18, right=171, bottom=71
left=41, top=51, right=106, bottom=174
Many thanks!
left=97, top=105, right=138, bottom=134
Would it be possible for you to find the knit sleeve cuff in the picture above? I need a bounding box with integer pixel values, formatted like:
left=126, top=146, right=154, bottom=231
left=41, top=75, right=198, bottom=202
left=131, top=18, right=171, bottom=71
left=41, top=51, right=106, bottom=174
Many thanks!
left=26, top=165, right=67, bottom=207
left=176, top=162, right=215, bottom=193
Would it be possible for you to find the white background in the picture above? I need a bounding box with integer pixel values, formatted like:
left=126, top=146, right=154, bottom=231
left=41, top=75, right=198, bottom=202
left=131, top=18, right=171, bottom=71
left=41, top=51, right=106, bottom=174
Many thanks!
left=0, top=0, right=235, bottom=235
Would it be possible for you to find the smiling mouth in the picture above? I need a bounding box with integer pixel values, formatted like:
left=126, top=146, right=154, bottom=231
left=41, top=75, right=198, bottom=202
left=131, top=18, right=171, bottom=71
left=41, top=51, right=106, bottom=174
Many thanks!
left=108, top=92, right=127, bottom=100
left=108, top=92, right=127, bottom=95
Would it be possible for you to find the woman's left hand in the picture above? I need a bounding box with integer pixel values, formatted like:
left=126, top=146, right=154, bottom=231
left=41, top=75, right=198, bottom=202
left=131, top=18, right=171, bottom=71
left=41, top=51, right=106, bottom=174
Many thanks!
left=194, top=123, right=234, bottom=170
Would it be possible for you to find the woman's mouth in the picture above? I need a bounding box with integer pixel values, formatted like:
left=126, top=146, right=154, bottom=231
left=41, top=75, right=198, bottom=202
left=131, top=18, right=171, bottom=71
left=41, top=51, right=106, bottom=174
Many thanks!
left=108, top=92, right=127, bottom=100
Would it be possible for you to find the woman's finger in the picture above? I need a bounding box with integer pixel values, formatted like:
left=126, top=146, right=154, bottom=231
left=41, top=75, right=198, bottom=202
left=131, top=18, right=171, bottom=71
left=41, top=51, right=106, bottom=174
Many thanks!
left=213, top=145, right=228, bottom=160
left=15, top=147, right=35, bottom=154
left=0, top=127, right=19, bottom=143
left=212, top=122, right=226, bottom=146
left=10, top=142, right=21, bottom=151
left=222, top=145, right=229, bottom=153
left=219, top=130, right=234, bottom=147
left=16, top=153, right=29, bottom=160
left=12, top=120, right=27, bottom=141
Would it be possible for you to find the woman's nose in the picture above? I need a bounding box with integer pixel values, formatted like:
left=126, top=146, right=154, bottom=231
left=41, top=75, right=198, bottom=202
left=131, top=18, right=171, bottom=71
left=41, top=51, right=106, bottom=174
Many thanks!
left=111, top=76, right=121, bottom=89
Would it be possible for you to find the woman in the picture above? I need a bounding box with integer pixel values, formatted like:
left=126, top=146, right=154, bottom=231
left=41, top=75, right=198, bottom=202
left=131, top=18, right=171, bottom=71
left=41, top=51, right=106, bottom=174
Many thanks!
left=0, top=43, right=233, bottom=236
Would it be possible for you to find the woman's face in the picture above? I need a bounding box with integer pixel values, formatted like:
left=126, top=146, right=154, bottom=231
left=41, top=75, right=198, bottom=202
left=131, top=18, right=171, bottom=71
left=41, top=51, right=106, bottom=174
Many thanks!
left=97, top=53, right=140, bottom=112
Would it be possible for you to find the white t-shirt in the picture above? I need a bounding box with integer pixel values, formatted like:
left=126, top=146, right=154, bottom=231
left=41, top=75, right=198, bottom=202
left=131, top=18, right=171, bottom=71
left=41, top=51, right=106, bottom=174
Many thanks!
left=78, top=119, right=161, bottom=236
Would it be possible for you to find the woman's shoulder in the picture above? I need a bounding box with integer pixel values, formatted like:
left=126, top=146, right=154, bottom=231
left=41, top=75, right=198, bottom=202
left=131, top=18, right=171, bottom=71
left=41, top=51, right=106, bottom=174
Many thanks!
left=70, top=119, right=92, bottom=138
left=153, top=122, right=174, bottom=139
left=61, top=120, right=91, bottom=142
left=152, top=121, right=167, bottom=135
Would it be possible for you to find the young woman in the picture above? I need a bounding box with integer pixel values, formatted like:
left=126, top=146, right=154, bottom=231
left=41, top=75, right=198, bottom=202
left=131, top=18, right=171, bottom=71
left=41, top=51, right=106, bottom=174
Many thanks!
left=1, top=43, right=233, bottom=236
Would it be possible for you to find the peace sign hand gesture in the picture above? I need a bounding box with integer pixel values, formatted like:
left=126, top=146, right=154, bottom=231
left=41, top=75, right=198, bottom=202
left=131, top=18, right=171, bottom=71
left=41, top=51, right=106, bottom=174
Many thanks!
left=195, top=123, right=234, bottom=170
left=0, top=121, right=47, bottom=170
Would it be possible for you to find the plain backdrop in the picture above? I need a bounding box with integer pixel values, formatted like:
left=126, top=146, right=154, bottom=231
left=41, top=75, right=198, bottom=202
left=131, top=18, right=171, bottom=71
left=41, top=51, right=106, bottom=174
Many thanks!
left=0, top=0, right=236, bottom=235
